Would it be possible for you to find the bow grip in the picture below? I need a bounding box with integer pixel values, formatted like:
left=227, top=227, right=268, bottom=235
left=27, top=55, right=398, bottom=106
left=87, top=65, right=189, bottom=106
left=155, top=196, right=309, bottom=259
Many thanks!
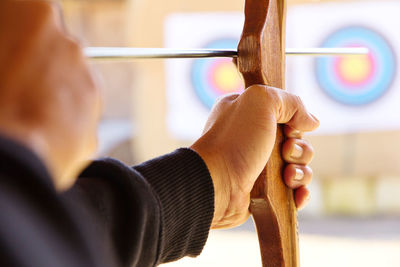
left=237, top=0, right=299, bottom=266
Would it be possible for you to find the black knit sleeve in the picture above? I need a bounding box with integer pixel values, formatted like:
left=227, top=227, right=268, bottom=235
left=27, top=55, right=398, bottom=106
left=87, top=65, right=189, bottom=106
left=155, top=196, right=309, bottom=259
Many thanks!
left=134, top=148, right=215, bottom=263
left=76, top=158, right=162, bottom=267
left=77, top=148, right=214, bottom=266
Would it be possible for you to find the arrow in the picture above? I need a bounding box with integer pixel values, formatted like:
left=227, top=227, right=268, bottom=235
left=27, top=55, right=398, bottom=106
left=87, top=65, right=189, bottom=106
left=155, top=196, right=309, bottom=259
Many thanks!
left=84, top=47, right=368, bottom=60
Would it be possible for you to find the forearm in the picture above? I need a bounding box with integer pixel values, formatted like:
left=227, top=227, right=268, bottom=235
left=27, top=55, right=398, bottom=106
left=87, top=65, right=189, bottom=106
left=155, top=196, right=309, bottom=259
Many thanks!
left=73, top=149, right=214, bottom=266
left=134, top=148, right=214, bottom=263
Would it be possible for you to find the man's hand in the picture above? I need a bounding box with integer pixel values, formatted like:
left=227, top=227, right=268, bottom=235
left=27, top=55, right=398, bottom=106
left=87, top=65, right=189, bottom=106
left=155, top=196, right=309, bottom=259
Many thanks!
left=0, top=1, right=100, bottom=190
left=191, top=86, right=319, bottom=229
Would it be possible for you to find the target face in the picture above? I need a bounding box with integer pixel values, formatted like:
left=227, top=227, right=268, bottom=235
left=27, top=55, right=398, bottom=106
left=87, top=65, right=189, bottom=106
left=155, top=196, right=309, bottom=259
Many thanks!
left=191, top=39, right=244, bottom=109
left=315, top=26, right=396, bottom=105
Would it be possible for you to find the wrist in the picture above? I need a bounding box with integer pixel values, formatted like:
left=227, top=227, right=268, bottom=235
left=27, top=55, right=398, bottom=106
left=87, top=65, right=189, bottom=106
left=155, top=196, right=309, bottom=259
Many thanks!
left=190, top=141, right=230, bottom=228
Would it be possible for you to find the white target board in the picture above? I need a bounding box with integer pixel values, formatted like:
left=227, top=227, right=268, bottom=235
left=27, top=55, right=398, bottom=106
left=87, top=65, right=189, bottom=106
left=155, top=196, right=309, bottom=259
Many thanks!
left=165, top=2, right=400, bottom=140
left=164, top=13, right=244, bottom=140
left=286, top=1, right=400, bottom=135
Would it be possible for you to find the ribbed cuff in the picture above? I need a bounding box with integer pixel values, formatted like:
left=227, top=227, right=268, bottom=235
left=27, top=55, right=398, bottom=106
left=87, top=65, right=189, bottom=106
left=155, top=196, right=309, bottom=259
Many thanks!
left=134, top=148, right=214, bottom=263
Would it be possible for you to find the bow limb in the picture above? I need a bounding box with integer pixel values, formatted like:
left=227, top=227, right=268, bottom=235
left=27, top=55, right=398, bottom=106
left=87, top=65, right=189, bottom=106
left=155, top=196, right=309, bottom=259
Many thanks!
left=237, top=0, right=299, bottom=266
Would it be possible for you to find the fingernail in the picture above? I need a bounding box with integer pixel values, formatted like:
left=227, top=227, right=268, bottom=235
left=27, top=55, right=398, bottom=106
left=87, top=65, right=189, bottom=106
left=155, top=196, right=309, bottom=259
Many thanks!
left=291, top=144, right=303, bottom=159
left=294, top=168, right=304, bottom=181
left=292, top=129, right=301, bottom=137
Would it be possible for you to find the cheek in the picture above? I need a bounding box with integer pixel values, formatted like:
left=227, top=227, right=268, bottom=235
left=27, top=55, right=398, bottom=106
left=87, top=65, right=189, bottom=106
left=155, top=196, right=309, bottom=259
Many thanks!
left=85, top=130, right=98, bottom=157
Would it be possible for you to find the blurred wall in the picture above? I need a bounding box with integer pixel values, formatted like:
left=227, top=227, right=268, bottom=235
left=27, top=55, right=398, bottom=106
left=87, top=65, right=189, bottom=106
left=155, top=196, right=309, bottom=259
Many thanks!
left=62, top=0, right=136, bottom=164
left=126, top=0, right=400, bottom=217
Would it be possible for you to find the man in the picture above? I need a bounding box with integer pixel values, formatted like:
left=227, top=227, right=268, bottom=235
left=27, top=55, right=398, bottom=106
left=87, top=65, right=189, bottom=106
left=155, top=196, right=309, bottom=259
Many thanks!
left=0, top=1, right=319, bottom=266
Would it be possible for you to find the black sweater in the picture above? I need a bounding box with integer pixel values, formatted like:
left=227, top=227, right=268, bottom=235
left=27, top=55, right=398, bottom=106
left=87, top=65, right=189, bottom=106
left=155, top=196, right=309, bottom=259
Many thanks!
left=0, top=136, right=215, bottom=267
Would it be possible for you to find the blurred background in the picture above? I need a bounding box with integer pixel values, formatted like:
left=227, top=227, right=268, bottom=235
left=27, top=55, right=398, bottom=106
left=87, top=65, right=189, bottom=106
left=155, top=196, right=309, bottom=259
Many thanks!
left=61, top=0, right=400, bottom=266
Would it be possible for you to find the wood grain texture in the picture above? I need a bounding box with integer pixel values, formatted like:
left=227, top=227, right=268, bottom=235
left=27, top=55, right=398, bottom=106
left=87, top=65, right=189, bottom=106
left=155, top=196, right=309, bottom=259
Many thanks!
left=237, top=0, right=299, bottom=266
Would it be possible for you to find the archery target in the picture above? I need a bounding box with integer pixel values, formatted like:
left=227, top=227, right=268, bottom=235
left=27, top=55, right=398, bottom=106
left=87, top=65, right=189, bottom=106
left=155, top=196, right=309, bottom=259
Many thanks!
left=315, top=26, right=396, bottom=106
left=164, top=12, right=244, bottom=140
left=191, top=39, right=244, bottom=109
left=287, top=1, right=400, bottom=135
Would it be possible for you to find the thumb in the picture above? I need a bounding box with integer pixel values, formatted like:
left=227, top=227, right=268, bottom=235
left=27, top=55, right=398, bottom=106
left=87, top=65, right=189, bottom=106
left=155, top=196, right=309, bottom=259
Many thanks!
left=277, top=90, right=319, bottom=132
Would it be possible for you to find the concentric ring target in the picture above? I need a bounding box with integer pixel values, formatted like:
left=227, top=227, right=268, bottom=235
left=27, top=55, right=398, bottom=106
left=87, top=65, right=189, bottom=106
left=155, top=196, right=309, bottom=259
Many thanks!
left=191, top=39, right=244, bottom=109
left=315, top=26, right=396, bottom=105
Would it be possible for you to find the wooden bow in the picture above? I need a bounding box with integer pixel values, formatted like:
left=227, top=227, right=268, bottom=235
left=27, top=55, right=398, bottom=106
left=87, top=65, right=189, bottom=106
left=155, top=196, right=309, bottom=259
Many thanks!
left=237, top=0, right=299, bottom=266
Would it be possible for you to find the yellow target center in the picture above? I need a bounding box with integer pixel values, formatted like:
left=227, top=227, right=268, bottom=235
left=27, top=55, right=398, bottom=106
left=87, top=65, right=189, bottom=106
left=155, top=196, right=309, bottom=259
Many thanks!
left=214, top=62, right=242, bottom=93
left=338, top=55, right=372, bottom=84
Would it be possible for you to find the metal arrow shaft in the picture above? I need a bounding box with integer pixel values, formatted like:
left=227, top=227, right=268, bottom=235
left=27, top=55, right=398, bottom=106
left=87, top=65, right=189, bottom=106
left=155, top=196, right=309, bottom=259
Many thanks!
left=84, top=47, right=368, bottom=60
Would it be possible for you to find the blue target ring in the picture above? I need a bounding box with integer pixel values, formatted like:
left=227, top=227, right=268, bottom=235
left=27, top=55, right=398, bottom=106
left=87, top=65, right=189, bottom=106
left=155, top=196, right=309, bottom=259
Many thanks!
left=191, top=39, right=242, bottom=109
left=315, top=26, right=396, bottom=105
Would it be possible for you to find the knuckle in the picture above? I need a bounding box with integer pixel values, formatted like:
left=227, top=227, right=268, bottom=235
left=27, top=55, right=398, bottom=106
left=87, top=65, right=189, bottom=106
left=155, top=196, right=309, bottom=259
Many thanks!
left=301, top=139, right=315, bottom=162
left=246, top=85, right=283, bottom=110
left=293, top=94, right=305, bottom=109
left=266, top=88, right=284, bottom=115
left=247, top=85, right=279, bottom=96
left=247, top=85, right=268, bottom=98
left=263, top=86, right=280, bottom=101
left=215, top=93, right=239, bottom=105
left=222, top=93, right=240, bottom=102
left=66, top=37, right=81, bottom=51
left=63, top=36, right=84, bottom=57
left=246, top=84, right=265, bottom=94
